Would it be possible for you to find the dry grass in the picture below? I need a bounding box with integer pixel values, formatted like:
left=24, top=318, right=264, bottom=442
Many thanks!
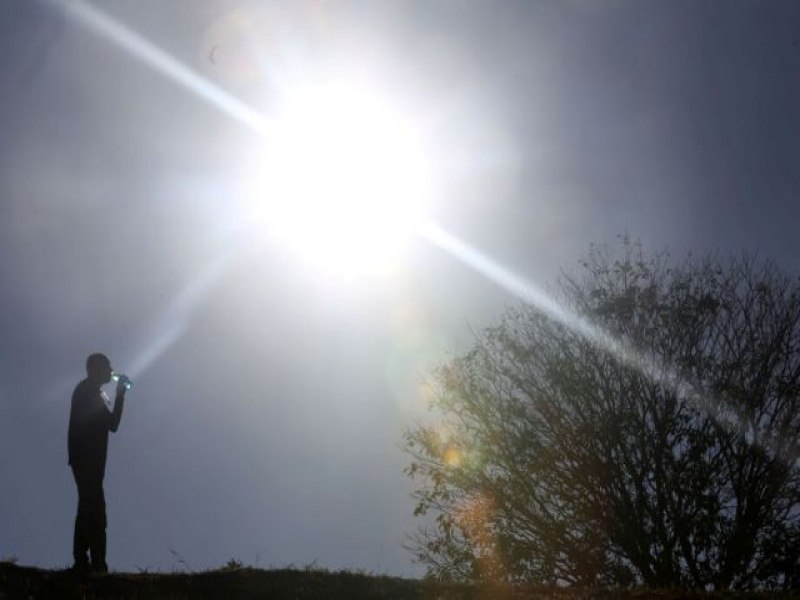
left=0, top=562, right=796, bottom=600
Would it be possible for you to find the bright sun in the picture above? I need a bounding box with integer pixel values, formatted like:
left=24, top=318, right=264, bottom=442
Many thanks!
left=248, top=80, right=433, bottom=277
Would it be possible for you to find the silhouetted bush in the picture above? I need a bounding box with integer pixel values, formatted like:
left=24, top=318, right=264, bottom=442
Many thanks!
left=405, top=237, right=800, bottom=590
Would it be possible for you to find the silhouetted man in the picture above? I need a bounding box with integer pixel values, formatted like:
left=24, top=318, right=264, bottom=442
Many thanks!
left=68, top=353, right=126, bottom=573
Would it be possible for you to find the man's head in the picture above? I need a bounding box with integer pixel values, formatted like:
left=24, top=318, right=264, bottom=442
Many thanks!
left=86, top=352, right=113, bottom=385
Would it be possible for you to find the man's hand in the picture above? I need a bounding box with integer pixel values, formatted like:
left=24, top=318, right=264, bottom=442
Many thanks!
left=115, top=376, right=130, bottom=397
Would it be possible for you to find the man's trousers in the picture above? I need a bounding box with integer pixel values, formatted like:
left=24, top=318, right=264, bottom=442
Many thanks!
left=71, top=465, right=107, bottom=571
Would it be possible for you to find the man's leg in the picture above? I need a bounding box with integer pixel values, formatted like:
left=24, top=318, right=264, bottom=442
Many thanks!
left=71, top=466, right=91, bottom=571
left=82, top=473, right=108, bottom=573
left=89, top=482, right=108, bottom=573
left=73, top=465, right=108, bottom=572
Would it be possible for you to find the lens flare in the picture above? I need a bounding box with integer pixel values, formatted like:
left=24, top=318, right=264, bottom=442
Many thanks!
left=443, top=446, right=462, bottom=467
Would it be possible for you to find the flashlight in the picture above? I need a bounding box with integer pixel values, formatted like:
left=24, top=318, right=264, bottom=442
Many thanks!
left=111, top=372, right=133, bottom=390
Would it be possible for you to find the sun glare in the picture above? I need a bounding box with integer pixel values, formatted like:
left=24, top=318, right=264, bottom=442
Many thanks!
left=249, top=81, right=433, bottom=277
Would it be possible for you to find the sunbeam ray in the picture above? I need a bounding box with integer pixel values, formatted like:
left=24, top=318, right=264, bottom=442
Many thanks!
left=51, top=0, right=269, bottom=134
left=418, top=220, right=772, bottom=460
left=124, top=245, right=238, bottom=380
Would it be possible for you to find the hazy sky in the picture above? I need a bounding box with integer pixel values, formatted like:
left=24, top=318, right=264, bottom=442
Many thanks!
left=1, top=0, right=798, bottom=576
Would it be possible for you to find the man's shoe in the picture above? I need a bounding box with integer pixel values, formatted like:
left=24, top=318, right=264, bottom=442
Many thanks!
left=71, top=561, right=90, bottom=576
left=91, top=562, right=108, bottom=574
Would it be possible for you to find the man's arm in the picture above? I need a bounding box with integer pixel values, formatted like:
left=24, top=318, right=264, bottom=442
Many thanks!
left=108, top=382, right=126, bottom=432
left=68, top=387, right=89, bottom=463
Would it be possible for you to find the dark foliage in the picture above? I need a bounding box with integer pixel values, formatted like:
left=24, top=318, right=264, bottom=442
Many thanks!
left=404, top=238, right=800, bottom=590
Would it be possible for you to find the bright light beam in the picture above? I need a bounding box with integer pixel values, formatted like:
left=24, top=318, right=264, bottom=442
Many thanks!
left=419, top=220, right=780, bottom=461
left=124, top=245, right=238, bottom=380
left=419, top=220, right=643, bottom=369
left=52, top=0, right=270, bottom=135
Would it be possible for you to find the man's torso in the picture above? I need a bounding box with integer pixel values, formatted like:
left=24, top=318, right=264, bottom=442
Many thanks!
left=68, top=379, right=111, bottom=474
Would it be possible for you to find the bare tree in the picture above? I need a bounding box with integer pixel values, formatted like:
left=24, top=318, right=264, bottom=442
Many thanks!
left=404, top=238, right=800, bottom=590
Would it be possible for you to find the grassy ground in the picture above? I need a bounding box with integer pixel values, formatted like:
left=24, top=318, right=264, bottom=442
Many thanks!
left=0, top=562, right=797, bottom=600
